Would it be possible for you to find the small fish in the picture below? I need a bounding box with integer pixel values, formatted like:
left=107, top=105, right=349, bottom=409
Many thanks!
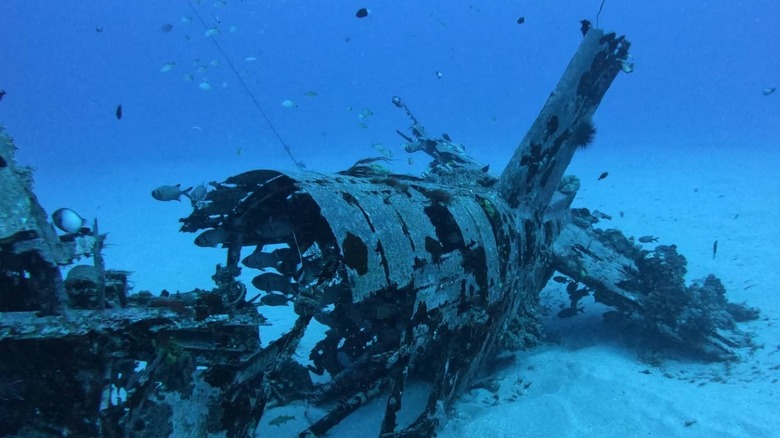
left=517, top=17, right=525, bottom=25
left=304, top=90, right=318, bottom=97
left=638, top=235, right=659, bottom=243
left=260, top=293, right=291, bottom=307
left=592, top=210, right=612, bottom=220
left=180, top=16, right=192, bottom=23
left=184, top=73, right=194, bottom=81
left=160, top=62, right=176, bottom=73
left=281, top=99, right=297, bottom=108
left=269, top=414, right=296, bottom=427
left=355, top=8, right=369, bottom=19
left=252, top=272, right=295, bottom=294
left=597, top=171, right=608, bottom=181
left=210, top=60, right=220, bottom=67
left=242, top=249, right=281, bottom=269
left=204, top=26, right=220, bottom=37
left=152, top=184, right=192, bottom=202
left=161, top=23, right=174, bottom=33
left=244, top=57, right=258, bottom=62
left=358, top=122, right=368, bottom=129
left=95, top=26, right=104, bottom=33
left=435, top=70, right=444, bottom=79
left=194, top=228, right=234, bottom=247
left=552, top=276, right=568, bottom=284
left=198, top=81, right=212, bottom=91
left=115, top=104, right=122, bottom=120
left=229, top=25, right=239, bottom=33
left=557, top=306, right=584, bottom=318
left=712, top=240, right=718, bottom=259
left=189, top=184, right=208, bottom=203
left=763, top=87, right=776, bottom=96
left=52, top=208, right=88, bottom=234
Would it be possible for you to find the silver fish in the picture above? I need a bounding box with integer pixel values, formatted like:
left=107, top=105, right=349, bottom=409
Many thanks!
left=242, top=249, right=280, bottom=269
left=152, top=184, right=192, bottom=202
left=194, top=228, right=233, bottom=247
left=252, top=272, right=295, bottom=293
left=259, top=292, right=291, bottom=306
left=189, top=184, right=208, bottom=202
left=52, top=208, right=87, bottom=234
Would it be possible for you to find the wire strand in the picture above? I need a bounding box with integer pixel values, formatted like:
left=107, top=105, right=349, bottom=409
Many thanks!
left=186, top=1, right=305, bottom=170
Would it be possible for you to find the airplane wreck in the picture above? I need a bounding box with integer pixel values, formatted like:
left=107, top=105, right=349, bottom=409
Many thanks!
left=0, top=29, right=759, bottom=437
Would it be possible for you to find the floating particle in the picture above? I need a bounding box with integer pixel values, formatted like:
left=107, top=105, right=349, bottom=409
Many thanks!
left=304, top=90, right=318, bottom=97
left=160, top=62, right=176, bottom=73
left=229, top=25, right=239, bottom=33
left=161, top=23, right=174, bottom=33
left=355, top=8, right=368, bottom=18
left=115, top=104, right=122, bottom=120
left=435, top=70, right=444, bottom=79
left=198, top=81, right=212, bottom=91
left=244, top=57, right=258, bottom=62
left=281, top=99, right=297, bottom=108
left=204, top=26, right=220, bottom=37
left=210, top=60, right=220, bottom=67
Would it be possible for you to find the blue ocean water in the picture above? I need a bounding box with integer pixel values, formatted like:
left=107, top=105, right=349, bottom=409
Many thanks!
left=1, top=1, right=779, bottom=437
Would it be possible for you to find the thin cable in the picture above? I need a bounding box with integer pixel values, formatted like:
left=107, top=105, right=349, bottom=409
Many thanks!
left=186, top=1, right=305, bottom=170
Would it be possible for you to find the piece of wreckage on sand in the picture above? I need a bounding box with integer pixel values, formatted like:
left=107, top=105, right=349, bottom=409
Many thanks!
left=0, top=29, right=760, bottom=437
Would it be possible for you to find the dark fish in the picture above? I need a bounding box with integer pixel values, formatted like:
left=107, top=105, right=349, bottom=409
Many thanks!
left=0, top=89, right=6, bottom=102
left=259, top=293, right=291, bottom=307
left=269, top=414, right=296, bottom=427
left=516, top=17, right=525, bottom=25
left=442, top=133, right=452, bottom=142
left=161, top=23, right=174, bottom=33
left=242, top=248, right=281, bottom=269
left=256, top=218, right=296, bottom=242
left=638, top=235, right=659, bottom=243
left=95, top=26, right=103, bottom=33
left=115, top=104, right=122, bottom=120
left=194, top=229, right=234, bottom=247
left=0, top=155, right=6, bottom=167
left=597, top=171, right=608, bottom=181
left=579, top=19, right=591, bottom=36
left=712, top=240, right=718, bottom=259
left=592, top=210, right=612, bottom=220
left=557, top=306, right=584, bottom=318
left=552, top=276, right=568, bottom=284
left=152, top=184, right=192, bottom=201
left=252, top=272, right=295, bottom=294
left=355, top=8, right=368, bottom=18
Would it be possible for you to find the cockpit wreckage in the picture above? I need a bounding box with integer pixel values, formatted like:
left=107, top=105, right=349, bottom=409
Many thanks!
left=0, top=30, right=759, bottom=437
